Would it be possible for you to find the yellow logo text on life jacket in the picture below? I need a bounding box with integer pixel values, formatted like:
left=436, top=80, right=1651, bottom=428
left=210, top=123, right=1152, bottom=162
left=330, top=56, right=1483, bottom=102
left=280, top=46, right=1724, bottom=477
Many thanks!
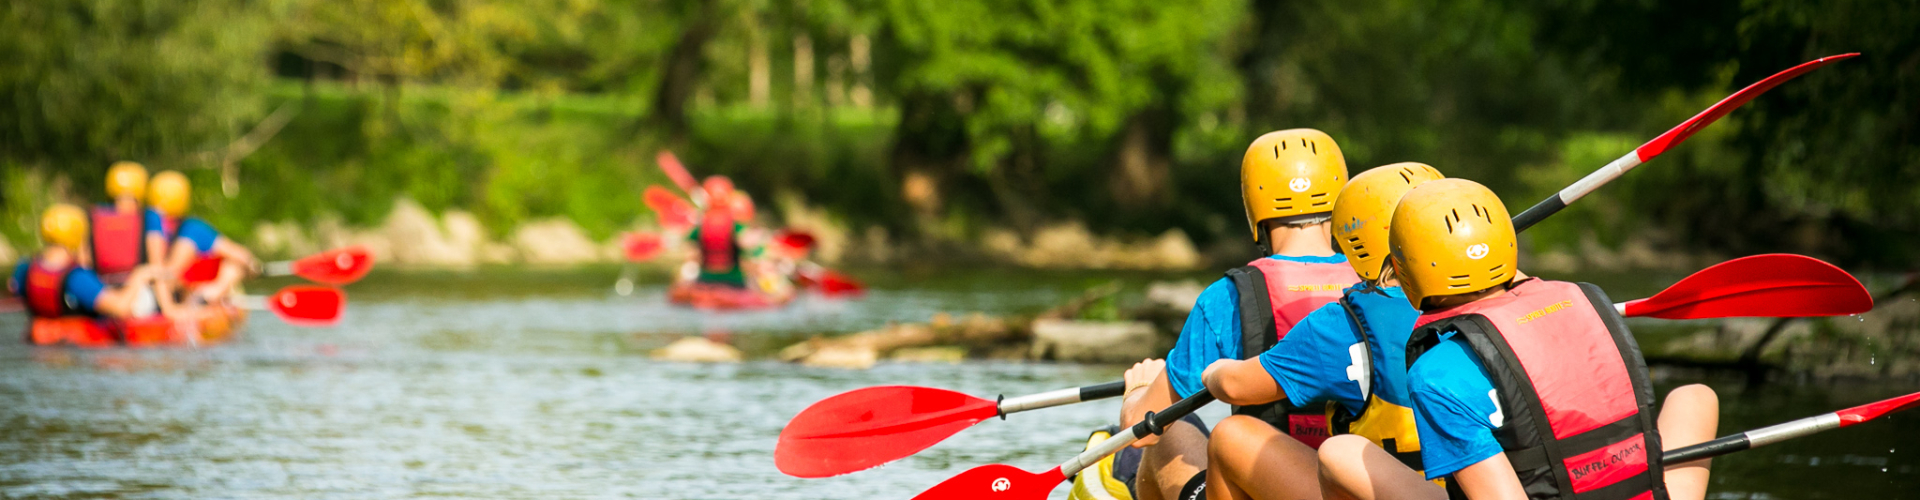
left=1515, top=300, right=1575, bottom=325
left=1288, top=284, right=1346, bottom=292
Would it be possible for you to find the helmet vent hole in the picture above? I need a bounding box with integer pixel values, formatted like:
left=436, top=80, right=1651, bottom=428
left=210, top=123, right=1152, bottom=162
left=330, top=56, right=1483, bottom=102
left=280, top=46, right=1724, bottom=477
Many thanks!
left=1274, top=145, right=1281, bottom=157
left=1274, top=197, right=1293, bottom=203
left=1310, top=193, right=1328, bottom=198
left=1489, top=263, right=1506, bottom=273
left=1398, top=171, right=1411, bottom=183
left=1310, top=141, right=1317, bottom=154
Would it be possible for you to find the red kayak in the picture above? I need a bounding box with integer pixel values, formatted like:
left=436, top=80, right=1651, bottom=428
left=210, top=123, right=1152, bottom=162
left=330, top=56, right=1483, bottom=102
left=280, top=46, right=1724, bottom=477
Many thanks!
left=668, top=282, right=794, bottom=310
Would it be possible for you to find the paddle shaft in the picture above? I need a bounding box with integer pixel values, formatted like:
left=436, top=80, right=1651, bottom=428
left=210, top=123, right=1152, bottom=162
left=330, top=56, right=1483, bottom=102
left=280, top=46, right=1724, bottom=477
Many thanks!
left=1512, top=54, right=1854, bottom=233
left=1060, top=390, right=1215, bottom=477
left=1664, top=390, right=1920, bottom=464
left=999, top=381, right=1126, bottom=415
left=1662, top=413, right=1838, bottom=464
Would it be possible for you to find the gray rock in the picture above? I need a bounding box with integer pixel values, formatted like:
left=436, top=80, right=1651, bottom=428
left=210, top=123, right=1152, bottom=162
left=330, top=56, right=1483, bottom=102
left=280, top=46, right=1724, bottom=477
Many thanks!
left=1031, top=319, right=1160, bottom=363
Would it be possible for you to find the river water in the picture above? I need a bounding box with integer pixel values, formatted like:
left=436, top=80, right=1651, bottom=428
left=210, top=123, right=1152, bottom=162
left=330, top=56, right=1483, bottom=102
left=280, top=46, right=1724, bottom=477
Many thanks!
left=0, top=266, right=1913, bottom=499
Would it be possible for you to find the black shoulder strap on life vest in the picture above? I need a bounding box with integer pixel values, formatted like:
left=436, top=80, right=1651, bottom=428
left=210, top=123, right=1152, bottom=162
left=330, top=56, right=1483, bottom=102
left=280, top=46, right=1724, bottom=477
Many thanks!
left=1225, top=266, right=1276, bottom=359
left=1328, top=288, right=1377, bottom=433
left=1223, top=265, right=1300, bottom=425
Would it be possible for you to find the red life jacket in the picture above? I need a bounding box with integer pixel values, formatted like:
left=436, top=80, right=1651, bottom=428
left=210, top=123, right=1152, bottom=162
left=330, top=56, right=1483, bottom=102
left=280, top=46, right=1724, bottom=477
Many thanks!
left=698, top=211, right=740, bottom=273
left=1407, top=279, right=1665, bottom=500
left=1226, top=256, right=1360, bottom=448
left=89, top=205, right=147, bottom=282
left=21, top=257, right=114, bottom=346
left=23, top=257, right=77, bottom=319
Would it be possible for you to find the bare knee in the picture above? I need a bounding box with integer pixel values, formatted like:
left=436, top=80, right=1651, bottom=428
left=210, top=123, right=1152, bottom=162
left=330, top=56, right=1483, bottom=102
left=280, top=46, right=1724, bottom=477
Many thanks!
left=1317, top=435, right=1373, bottom=488
left=1666, top=384, right=1719, bottom=412
left=1210, top=415, right=1269, bottom=457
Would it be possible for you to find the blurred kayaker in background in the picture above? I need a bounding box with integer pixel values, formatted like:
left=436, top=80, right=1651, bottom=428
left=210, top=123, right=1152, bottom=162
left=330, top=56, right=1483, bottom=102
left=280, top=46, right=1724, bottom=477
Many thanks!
left=85, top=162, right=178, bottom=318
left=1194, top=163, right=1448, bottom=499
left=147, top=171, right=260, bottom=306
left=1317, top=179, right=1719, bottom=500
left=686, top=176, right=751, bottom=289
left=1073, top=129, right=1358, bottom=500
left=10, top=204, right=174, bottom=344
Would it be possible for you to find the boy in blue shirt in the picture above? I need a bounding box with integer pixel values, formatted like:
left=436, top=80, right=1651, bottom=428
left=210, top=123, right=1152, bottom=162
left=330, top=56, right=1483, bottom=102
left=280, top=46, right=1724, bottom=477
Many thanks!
left=1314, top=180, right=1719, bottom=500
left=1104, top=129, right=1357, bottom=500
left=1194, top=163, right=1446, bottom=499
left=10, top=205, right=169, bottom=323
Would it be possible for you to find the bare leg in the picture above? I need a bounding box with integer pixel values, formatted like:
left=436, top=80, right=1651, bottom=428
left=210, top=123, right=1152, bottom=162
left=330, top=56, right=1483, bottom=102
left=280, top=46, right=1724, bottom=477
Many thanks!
left=1138, top=419, right=1209, bottom=500
left=1659, top=384, right=1719, bottom=500
left=1318, top=435, right=1445, bottom=500
left=1206, top=415, right=1320, bottom=500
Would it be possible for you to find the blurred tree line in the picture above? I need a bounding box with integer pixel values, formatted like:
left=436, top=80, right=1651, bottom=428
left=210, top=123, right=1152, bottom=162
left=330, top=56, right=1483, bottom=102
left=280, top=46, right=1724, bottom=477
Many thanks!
left=0, top=0, right=1912, bottom=268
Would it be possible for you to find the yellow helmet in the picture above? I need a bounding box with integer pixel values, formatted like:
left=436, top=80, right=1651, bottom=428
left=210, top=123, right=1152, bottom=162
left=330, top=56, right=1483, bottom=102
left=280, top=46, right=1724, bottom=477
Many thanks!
left=1333, top=162, right=1445, bottom=282
left=106, top=161, right=149, bottom=201
left=1388, top=179, right=1517, bottom=310
left=1241, top=129, right=1348, bottom=240
left=40, top=203, right=89, bottom=249
left=149, top=170, right=191, bottom=217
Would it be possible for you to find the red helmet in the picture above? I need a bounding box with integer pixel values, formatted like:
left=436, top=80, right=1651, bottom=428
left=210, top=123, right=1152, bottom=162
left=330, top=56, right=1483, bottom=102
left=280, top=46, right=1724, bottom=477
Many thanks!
left=702, top=176, right=735, bottom=202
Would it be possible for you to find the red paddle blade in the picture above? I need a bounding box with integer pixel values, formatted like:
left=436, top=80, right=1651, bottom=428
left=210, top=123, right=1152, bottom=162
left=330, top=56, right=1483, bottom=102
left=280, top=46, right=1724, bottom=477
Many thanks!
left=1636, top=53, right=1857, bottom=161
left=622, top=232, right=663, bottom=261
left=776, top=386, right=999, bottom=478
left=1622, top=254, right=1872, bottom=320
left=181, top=257, right=223, bottom=284
left=910, top=464, right=1066, bottom=500
left=655, top=150, right=701, bottom=195
left=643, top=186, right=696, bottom=230
left=292, top=247, right=374, bottom=285
left=1837, top=391, right=1920, bottom=428
left=268, top=286, right=344, bottom=326
left=775, top=230, right=818, bottom=250
left=817, top=270, right=865, bottom=296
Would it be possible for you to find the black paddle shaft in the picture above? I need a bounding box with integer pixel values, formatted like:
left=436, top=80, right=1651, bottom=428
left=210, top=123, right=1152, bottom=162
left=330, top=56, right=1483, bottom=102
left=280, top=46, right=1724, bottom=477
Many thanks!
left=1511, top=195, right=1566, bottom=233
left=1131, top=390, right=1218, bottom=439
left=1081, top=381, right=1127, bottom=401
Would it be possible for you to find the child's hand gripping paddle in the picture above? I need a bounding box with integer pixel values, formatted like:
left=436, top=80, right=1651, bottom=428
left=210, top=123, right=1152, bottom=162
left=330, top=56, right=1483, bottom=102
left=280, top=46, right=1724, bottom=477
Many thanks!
left=777, top=254, right=1873, bottom=479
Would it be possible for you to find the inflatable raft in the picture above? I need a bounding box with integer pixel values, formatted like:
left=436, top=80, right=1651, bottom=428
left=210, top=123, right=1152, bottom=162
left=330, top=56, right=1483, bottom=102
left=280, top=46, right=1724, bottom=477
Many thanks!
left=668, top=282, right=794, bottom=311
left=26, top=305, right=247, bottom=348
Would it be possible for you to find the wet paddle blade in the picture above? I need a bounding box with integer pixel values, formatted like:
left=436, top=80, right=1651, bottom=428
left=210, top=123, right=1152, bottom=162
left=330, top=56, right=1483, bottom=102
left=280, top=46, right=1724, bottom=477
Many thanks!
left=1636, top=54, right=1858, bottom=161
left=644, top=186, right=697, bottom=230
left=910, top=464, right=1066, bottom=500
left=774, top=230, right=817, bottom=250
left=290, top=247, right=374, bottom=285
left=1622, top=254, right=1872, bottom=320
left=776, top=386, right=999, bottom=478
left=621, top=232, right=664, bottom=261
left=267, top=286, right=345, bottom=326
left=1838, top=391, right=1920, bottom=427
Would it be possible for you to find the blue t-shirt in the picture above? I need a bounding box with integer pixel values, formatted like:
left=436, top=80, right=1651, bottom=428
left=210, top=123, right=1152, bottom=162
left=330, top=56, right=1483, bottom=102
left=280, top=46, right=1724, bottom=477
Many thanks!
left=176, top=217, right=221, bottom=254
left=1260, top=285, right=1422, bottom=417
left=141, top=207, right=170, bottom=239
left=1408, top=331, right=1505, bottom=479
left=9, top=261, right=106, bottom=312
left=1166, top=254, right=1350, bottom=398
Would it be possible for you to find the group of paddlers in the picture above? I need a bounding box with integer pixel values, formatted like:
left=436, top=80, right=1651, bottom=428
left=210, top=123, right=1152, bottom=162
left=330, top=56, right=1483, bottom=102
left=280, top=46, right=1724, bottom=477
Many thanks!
left=1061, top=129, right=1717, bottom=500
left=8, top=162, right=257, bottom=345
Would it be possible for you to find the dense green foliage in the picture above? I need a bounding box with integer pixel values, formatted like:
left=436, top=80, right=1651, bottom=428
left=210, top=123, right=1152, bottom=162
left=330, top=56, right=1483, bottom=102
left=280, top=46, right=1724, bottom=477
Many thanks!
left=1, top=0, right=1913, bottom=267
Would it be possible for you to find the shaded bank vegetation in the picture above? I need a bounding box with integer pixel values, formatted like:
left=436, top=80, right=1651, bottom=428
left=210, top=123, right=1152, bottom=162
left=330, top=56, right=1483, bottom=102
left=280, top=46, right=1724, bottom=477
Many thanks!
left=1, top=0, right=1914, bottom=269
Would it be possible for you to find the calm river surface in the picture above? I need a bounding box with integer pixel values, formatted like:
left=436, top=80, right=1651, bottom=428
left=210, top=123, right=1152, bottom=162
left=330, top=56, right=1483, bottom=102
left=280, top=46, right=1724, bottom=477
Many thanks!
left=0, top=266, right=1913, bottom=499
